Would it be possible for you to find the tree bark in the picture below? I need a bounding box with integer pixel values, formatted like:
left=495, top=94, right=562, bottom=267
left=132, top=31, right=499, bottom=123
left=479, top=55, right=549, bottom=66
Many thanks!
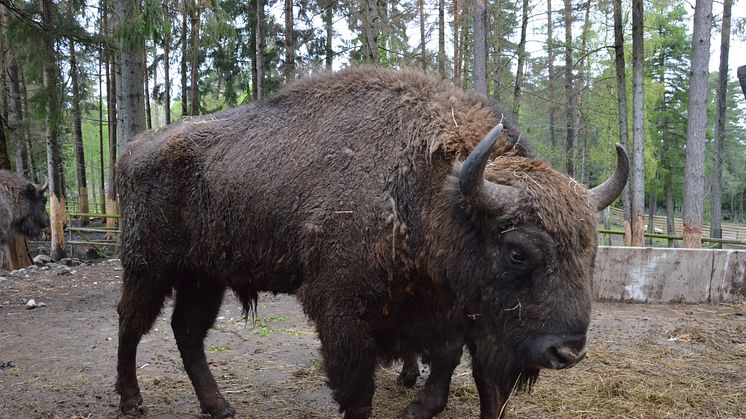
left=284, top=0, right=295, bottom=80
left=69, top=17, right=89, bottom=224
left=512, top=0, right=529, bottom=114
left=114, top=0, right=147, bottom=150
left=453, top=0, right=460, bottom=86
left=105, top=0, right=119, bottom=232
left=144, top=46, right=152, bottom=129
left=547, top=0, right=556, bottom=153
left=563, top=0, right=575, bottom=177
left=612, top=0, right=631, bottom=245
left=438, top=0, right=445, bottom=78
left=630, top=0, right=645, bottom=247
left=190, top=0, right=200, bottom=115
left=325, top=1, right=333, bottom=70
left=2, top=7, right=29, bottom=179
left=181, top=0, right=189, bottom=115
left=683, top=0, right=713, bottom=248
left=575, top=0, right=591, bottom=183
left=362, top=0, right=380, bottom=65
left=473, top=0, right=487, bottom=95
left=711, top=0, right=732, bottom=246
left=162, top=0, right=171, bottom=124
left=256, top=0, right=265, bottom=99
left=98, top=45, right=106, bottom=214
left=418, top=0, right=426, bottom=72
left=41, top=0, right=66, bottom=260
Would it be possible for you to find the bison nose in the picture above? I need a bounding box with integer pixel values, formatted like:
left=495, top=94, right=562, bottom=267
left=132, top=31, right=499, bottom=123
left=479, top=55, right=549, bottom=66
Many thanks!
left=542, top=334, right=587, bottom=370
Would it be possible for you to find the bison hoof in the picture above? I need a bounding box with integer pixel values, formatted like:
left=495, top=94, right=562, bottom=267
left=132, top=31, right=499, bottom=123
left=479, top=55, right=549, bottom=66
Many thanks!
left=204, top=405, right=235, bottom=419
left=119, top=395, right=144, bottom=416
left=396, top=372, right=419, bottom=388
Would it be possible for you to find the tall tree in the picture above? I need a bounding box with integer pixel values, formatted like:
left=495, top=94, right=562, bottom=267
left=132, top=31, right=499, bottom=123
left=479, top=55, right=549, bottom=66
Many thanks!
left=181, top=0, right=189, bottom=115
left=711, top=0, right=733, bottom=245
left=68, top=1, right=90, bottom=224
left=512, top=0, right=529, bottom=115
left=438, top=0, right=445, bottom=78
left=256, top=0, right=265, bottom=99
left=418, top=0, right=426, bottom=72
left=546, top=0, right=557, bottom=153
left=325, top=0, right=334, bottom=70
left=114, top=0, right=147, bottom=150
left=190, top=0, right=200, bottom=115
left=563, top=0, right=575, bottom=176
left=575, top=0, right=591, bottom=183
left=284, top=0, right=295, bottom=80
left=683, top=0, right=713, bottom=248
left=473, top=0, right=487, bottom=95
left=631, top=0, right=645, bottom=246
left=612, top=0, right=631, bottom=245
left=41, top=0, right=66, bottom=260
left=98, top=45, right=106, bottom=214
left=162, top=0, right=172, bottom=124
left=453, top=0, right=460, bottom=86
left=2, top=6, right=28, bottom=178
left=362, top=0, right=380, bottom=64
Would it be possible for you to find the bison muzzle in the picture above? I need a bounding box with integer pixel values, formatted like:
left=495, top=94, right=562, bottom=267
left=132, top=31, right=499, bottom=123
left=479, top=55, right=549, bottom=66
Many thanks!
left=115, top=67, right=628, bottom=418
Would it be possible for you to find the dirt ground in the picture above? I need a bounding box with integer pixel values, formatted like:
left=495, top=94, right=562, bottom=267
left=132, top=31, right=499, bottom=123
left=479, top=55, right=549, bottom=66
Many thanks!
left=1, top=261, right=744, bottom=418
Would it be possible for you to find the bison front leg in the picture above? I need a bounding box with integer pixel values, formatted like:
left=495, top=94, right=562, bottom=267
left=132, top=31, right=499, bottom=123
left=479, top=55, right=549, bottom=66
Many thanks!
left=316, top=317, right=377, bottom=419
left=402, top=339, right=463, bottom=419
left=397, top=354, right=421, bottom=388
left=116, top=273, right=170, bottom=416
left=171, top=279, right=235, bottom=419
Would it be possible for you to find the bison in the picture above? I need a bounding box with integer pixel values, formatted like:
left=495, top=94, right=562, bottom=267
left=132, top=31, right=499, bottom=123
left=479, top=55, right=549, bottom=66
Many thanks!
left=0, top=170, right=48, bottom=265
left=115, top=67, right=628, bottom=418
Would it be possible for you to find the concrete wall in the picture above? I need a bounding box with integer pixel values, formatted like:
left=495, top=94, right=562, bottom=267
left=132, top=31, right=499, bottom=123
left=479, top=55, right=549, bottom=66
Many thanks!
left=593, top=246, right=746, bottom=303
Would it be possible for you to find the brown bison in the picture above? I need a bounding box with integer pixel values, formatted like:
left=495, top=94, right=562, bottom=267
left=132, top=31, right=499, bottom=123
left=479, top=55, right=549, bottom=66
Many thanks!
left=115, top=67, right=627, bottom=418
left=0, top=170, right=48, bottom=265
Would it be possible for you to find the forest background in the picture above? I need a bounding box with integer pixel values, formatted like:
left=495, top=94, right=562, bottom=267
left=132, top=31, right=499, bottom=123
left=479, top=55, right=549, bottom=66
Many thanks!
left=0, top=0, right=745, bottom=262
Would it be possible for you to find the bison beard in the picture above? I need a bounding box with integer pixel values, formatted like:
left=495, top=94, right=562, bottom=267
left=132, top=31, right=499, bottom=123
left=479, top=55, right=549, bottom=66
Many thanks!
left=114, top=67, right=627, bottom=419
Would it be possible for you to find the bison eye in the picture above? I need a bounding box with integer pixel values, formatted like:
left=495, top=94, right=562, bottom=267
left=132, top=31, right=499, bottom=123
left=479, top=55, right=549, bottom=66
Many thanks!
left=509, top=248, right=526, bottom=265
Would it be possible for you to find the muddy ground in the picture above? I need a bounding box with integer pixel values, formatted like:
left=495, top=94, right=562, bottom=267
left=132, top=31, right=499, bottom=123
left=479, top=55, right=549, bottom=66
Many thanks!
left=1, top=261, right=744, bottom=418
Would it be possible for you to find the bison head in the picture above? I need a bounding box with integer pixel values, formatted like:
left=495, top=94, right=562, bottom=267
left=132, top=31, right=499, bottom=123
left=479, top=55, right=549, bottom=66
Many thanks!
left=439, top=124, right=627, bottom=400
left=12, top=178, right=50, bottom=240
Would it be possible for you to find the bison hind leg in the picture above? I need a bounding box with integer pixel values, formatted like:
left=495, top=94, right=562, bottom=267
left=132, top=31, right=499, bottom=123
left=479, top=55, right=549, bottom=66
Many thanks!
left=116, top=272, right=172, bottom=416
left=172, top=278, right=235, bottom=418
left=397, top=354, right=421, bottom=388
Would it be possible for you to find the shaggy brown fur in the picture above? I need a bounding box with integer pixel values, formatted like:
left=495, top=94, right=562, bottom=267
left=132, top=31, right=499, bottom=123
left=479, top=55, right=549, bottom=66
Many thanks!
left=0, top=170, right=48, bottom=264
left=115, top=67, right=619, bottom=419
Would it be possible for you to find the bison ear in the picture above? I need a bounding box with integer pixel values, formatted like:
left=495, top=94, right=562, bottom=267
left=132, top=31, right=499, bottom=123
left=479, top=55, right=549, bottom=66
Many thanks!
left=25, top=183, right=36, bottom=196
left=588, top=144, right=629, bottom=211
left=459, top=123, right=520, bottom=215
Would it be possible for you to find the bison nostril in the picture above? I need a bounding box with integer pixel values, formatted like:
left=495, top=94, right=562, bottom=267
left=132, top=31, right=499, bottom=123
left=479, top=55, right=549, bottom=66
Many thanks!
left=548, top=344, right=587, bottom=369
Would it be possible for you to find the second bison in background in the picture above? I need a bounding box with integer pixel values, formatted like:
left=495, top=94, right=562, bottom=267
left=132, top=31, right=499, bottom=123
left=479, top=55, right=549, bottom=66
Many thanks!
left=115, top=67, right=628, bottom=419
left=0, top=170, right=48, bottom=266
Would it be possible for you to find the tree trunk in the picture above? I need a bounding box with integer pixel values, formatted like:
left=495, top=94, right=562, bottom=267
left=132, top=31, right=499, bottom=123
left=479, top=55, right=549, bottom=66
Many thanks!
left=3, top=17, right=29, bottom=178
left=325, top=1, right=333, bottom=70
left=19, top=67, right=35, bottom=181
left=41, top=0, right=66, bottom=261
left=362, top=0, right=380, bottom=65
left=563, top=0, right=575, bottom=177
left=683, top=0, right=713, bottom=248
left=630, top=0, right=645, bottom=247
left=613, top=0, right=631, bottom=245
left=98, top=45, right=106, bottom=214
left=547, top=0, right=556, bottom=154
left=711, top=0, right=732, bottom=247
left=418, top=0, right=426, bottom=72
left=473, top=0, right=487, bottom=95
left=665, top=171, right=676, bottom=247
left=249, top=0, right=257, bottom=100
left=144, top=46, right=152, bottom=129
left=575, top=0, right=591, bottom=182
left=181, top=0, right=189, bottom=115
left=0, top=107, right=9, bottom=172
left=438, top=0, right=445, bottom=78
left=256, top=0, right=265, bottom=99
left=284, top=0, right=295, bottom=80
left=106, top=0, right=119, bottom=232
left=512, top=0, right=529, bottom=114
left=646, top=172, right=658, bottom=245
left=114, top=0, right=147, bottom=150
left=190, top=1, right=200, bottom=115
left=69, top=23, right=89, bottom=224
left=453, top=0, right=460, bottom=86
left=162, top=0, right=171, bottom=124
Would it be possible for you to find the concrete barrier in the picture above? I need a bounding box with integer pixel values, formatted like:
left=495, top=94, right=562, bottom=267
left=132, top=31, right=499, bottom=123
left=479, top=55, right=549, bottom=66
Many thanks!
left=593, top=246, right=746, bottom=303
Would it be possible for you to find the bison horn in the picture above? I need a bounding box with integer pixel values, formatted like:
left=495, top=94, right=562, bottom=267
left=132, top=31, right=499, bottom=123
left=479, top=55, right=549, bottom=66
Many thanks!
left=459, top=123, right=520, bottom=215
left=588, top=144, right=629, bottom=211
left=39, top=176, right=49, bottom=192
